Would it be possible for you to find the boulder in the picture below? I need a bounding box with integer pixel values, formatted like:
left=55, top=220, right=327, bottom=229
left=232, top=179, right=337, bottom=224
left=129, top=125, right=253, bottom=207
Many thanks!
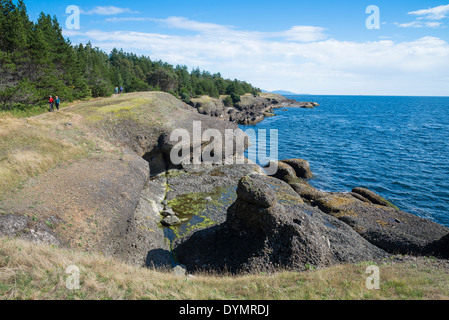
left=281, top=159, right=314, bottom=179
left=235, top=175, right=278, bottom=208
left=265, top=161, right=297, bottom=182
left=352, top=187, right=398, bottom=208
left=173, top=174, right=387, bottom=273
left=289, top=180, right=326, bottom=202
left=161, top=215, right=182, bottom=227
left=314, top=193, right=449, bottom=256
left=161, top=207, right=177, bottom=217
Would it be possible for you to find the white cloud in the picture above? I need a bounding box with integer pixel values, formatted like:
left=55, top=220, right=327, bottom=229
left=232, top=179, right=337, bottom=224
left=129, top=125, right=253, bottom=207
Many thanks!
left=63, top=18, right=449, bottom=96
left=408, top=4, right=449, bottom=20
left=396, top=21, right=442, bottom=28
left=106, top=17, right=152, bottom=23
left=107, top=16, right=328, bottom=43
left=281, top=26, right=327, bottom=42
left=82, top=6, right=139, bottom=16
left=154, top=16, right=232, bottom=34
left=396, top=4, right=449, bottom=29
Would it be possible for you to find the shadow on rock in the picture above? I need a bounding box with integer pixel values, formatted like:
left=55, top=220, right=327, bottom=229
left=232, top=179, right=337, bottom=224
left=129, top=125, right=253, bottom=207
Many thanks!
left=145, top=248, right=172, bottom=269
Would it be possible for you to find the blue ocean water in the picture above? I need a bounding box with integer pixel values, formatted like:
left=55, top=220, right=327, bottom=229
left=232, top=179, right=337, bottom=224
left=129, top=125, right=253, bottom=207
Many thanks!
left=241, top=95, right=449, bottom=227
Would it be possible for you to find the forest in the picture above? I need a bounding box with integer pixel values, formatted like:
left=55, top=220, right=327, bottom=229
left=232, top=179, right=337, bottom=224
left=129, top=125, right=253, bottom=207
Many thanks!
left=0, top=0, right=260, bottom=112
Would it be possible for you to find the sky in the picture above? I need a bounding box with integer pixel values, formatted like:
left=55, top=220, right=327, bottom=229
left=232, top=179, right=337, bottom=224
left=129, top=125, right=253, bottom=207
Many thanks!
left=23, top=1, right=449, bottom=96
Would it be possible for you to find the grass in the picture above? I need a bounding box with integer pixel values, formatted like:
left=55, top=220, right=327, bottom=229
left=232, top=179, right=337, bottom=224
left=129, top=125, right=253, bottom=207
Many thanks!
left=0, top=93, right=163, bottom=197
left=0, top=238, right=448, bottom=300
left=0, top=115, right=88, bottom=196
left=0, top=104, right=49, bottom=118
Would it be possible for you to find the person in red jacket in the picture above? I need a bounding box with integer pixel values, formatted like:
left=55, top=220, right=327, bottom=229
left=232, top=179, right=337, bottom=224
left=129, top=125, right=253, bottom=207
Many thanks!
left=49, top=96, right=54, bottom=112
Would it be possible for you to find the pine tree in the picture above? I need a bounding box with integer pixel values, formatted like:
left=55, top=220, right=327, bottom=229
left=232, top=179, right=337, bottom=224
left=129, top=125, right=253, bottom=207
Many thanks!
left=0, top=2, right=260, bottom=111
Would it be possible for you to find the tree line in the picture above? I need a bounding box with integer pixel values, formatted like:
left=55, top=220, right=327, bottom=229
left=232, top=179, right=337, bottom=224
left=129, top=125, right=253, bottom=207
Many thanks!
left=0, top=0, right=260, bottom=111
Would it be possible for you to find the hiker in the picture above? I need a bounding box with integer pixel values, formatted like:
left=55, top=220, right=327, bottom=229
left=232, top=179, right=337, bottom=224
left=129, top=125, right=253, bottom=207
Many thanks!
left=115, top=87, right=119, bottom=94
left=120, top=86, right=123, bottom=94
left=49, top=96, right=54, bottom=112
left=55, top=96, right=60, bottom=111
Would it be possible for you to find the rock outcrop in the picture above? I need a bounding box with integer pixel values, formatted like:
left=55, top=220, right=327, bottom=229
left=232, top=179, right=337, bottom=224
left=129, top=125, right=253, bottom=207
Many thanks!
left=298, top=102, right=320, bottom=109
left=190, top=93, right=306, bottom=126
left=281, top=159, right=314, bottom=179
left=266, top=160, right=449, bottom=259
left=313, top=193, right=449, bottom=257
left=173, top=174, right=387, bottom=273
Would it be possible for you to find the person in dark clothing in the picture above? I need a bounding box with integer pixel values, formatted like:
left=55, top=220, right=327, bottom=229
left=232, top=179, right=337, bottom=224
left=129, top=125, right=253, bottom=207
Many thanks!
left=49, top=96, right=54, bottom=112
left=120, top=86, right=123, bottom=94
left=55, top=96, right=60, bottom=111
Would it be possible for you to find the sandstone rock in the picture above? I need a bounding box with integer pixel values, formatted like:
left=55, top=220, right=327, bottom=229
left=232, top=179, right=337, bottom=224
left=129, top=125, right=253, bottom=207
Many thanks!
left=281, top=159, right=313, bottom=179
left=314, top=193, right=449, bottom=257
left=173, top=174, right=387, bottom=273
left=0, top=214, right=29, bottom=236
left=161, top=215, right=182, bottom=227
left=265, top=161, right=297, bottom=182
left=289, top=180, right=326, bottom=202
left=298, top=102, right=319, bottom=108
left=235, top=175, right=278, bottom=208
left=352, top=187, right=398, bottom=208
left=161, top=207, right=177, bottom=217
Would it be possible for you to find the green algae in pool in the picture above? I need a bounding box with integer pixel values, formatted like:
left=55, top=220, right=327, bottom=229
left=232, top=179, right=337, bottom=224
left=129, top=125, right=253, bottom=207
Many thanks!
left=163, top=187, right=237, bottom=243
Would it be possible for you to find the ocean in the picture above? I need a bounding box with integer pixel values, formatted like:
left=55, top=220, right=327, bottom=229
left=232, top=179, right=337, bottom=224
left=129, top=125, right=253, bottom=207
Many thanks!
left=241, top=95, right=449, bottom=227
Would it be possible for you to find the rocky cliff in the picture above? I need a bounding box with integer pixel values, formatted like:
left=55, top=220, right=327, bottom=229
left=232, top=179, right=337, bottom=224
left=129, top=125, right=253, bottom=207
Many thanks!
left=190, top=92, right=312, bottom=125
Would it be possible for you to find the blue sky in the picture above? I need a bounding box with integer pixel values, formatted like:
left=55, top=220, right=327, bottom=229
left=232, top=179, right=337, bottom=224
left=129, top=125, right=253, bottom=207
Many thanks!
left=23, top=1, right=449, bottom=96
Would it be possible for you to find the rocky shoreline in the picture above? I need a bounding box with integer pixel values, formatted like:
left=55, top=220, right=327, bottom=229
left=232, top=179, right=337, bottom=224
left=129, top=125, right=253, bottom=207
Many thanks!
left=0, top=91, right=447, bottom=275
left=189, top=93, right=319, bottom=125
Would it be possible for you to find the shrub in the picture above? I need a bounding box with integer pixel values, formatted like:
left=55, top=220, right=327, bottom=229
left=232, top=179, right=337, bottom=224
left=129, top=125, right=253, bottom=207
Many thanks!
left=230, top=92, right=241, bottom=104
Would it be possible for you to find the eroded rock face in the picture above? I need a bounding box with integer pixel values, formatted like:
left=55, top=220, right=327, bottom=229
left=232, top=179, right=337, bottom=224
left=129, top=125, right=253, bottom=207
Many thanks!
left=426, top=234, right=449, bottom=259
left=266, top=159, right=313, bottom=183
left=290, top=180, right=327, bottom=202
left=190, top=93, right=302, bottom=125
left=314, top=193, right=449, bottom=257
left=266, top=160, right=449, bottom=259
left=351, top=187, right=398, bottom=208
left=173, top=174, right=387, bottom=273
left=281, top=159, right=314, bottom=180
left=266, top=161, right=298, bottom=182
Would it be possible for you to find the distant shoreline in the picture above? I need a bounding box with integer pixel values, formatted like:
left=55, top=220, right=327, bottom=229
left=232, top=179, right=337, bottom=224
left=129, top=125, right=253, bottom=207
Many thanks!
left=280, top=94, right=449, bottom=98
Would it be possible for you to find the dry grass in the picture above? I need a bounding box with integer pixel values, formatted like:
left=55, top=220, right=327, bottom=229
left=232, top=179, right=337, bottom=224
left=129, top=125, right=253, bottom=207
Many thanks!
left=0, top=116, right=87, bottom=196
left=0, top=101, right=126, bottom=197
left=0, top=238, right=448, bottom=300
left=0, top=92, right=195, bottom=197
